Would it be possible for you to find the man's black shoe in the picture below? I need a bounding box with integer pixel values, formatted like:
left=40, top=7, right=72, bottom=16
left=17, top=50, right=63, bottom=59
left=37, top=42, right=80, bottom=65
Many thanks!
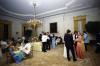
left=68, top=58, right=71, bottom=61
left=73, top=59, right=77, bottom=61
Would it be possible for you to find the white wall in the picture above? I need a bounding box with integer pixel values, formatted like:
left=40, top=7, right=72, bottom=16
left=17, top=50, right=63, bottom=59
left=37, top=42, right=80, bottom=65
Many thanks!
left=0, top=7, right=100, bottom=40
left=0, top=15, right=25, bottom=39
left=40, top=7, right=100, bottom=40
left=37, top=19, right=44, bottom=36
left=42, top=14, right=64, bottom=36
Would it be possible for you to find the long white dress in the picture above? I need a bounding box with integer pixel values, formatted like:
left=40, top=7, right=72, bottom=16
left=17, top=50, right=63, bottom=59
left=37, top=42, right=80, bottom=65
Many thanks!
left=63, top=45, right=67, bottom=58
left=63, top=45, right=72, bottom=58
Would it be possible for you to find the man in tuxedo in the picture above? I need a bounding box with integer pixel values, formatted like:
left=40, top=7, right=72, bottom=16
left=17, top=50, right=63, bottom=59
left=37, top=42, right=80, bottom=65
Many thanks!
left=64, top=29, right=77, bottom=61
left=46, top=32, right=51, bottom=50
left=42, top=33, right=48, bottom=52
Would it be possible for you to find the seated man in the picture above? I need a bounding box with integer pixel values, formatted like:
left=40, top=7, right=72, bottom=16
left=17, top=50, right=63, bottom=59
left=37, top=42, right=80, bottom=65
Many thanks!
left=22, top=42, right=31, bottom=55
left=0, top=40, right=8, bottom=54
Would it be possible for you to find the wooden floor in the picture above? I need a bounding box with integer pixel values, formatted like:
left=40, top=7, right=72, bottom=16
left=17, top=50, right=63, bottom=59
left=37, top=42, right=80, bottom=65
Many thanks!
left=0, top=44, right=100, bottom=66
left=85, top=45, right=100, bottom=66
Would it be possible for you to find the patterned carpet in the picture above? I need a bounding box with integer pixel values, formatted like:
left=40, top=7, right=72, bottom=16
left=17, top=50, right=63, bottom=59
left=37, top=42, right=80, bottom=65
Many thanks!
left=0, top=44, right=100, bottom=66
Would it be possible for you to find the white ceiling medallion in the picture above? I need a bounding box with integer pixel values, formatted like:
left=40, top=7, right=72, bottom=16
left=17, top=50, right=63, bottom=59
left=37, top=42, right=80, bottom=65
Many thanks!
left=65, top=0, right=75, bottom=7
left=28, top=0, right=41, bottom=6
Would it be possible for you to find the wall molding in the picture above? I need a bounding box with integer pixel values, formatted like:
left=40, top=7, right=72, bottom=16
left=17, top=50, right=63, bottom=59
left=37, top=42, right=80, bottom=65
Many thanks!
left=38, top=6, right=98, bottom=19
left=0, top=3, right=99, bottom=20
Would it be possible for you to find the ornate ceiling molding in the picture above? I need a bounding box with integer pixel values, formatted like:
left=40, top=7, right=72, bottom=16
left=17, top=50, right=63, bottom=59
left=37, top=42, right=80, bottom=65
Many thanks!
left=0, top=0, right=75, bottom=17
left=0, top=0, right=98, bottom=19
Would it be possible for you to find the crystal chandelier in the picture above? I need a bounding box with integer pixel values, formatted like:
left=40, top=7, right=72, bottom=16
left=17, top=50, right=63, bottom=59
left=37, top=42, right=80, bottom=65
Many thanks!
left=27, top=0, right=42, bottom=29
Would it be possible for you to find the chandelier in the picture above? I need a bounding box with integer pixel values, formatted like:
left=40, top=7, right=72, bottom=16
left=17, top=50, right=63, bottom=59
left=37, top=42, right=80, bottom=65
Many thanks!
left=27, top=0, right=42, bottom=29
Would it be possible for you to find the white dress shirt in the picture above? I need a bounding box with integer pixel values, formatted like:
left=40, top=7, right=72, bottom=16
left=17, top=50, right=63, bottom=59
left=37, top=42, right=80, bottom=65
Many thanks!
left=42, top=35, right=48, bottom=42
left=22, top=43, right=31, bottom=54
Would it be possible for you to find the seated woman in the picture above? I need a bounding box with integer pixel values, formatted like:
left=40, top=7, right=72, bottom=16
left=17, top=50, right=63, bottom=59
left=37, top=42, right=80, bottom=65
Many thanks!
left=0, top=40, right=8, bottom=54
left=1, top=40, right=12, bottom=63
left=9, top=41, right=25, bottom=63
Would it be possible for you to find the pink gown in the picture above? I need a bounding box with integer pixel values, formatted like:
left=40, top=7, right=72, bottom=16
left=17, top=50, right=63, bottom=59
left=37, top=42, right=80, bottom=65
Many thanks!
left=76, top=35, right=84, bottom=59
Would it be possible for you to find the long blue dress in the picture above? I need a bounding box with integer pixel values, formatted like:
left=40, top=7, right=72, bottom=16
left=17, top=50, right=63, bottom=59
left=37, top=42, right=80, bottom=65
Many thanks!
left=52, top=37, right=56, bottom=48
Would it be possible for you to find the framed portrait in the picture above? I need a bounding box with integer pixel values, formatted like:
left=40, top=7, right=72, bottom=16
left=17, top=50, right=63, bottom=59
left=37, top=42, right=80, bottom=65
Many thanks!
left=50, top=22, right=57, bottom=33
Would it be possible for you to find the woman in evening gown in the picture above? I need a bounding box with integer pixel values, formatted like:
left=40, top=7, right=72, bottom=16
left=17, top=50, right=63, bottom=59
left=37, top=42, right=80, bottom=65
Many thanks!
left=76, top=32, right=85, bottom=59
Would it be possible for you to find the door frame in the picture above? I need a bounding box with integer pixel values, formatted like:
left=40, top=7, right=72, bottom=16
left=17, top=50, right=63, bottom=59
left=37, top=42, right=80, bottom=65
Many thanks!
left=73, top=15, right=86, bottom=32
left=0, top=19, right=12, bottom=40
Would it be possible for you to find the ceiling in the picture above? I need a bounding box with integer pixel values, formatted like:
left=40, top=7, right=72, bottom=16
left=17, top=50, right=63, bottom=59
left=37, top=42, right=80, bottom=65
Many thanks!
left=0, top=0, right=99, bottom=21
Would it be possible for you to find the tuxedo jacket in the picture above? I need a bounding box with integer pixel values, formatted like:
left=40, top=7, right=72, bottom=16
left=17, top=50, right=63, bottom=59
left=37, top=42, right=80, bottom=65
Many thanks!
left=64, top=33, right=74, bottom=48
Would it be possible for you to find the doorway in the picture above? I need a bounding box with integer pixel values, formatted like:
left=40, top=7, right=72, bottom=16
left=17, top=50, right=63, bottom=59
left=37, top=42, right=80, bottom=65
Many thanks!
left=74, top=15, right=86, bottom=33
left=0, top=20, right=12, bottom=40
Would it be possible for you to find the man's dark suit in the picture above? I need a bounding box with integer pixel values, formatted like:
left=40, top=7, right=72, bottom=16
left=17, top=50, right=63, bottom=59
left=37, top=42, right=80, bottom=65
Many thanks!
left=64, top=33, right=76, bottom=61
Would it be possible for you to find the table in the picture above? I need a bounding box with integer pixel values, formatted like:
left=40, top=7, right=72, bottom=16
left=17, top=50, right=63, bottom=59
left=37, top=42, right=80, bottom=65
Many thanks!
left=32, top=42, right=42, bottom=51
